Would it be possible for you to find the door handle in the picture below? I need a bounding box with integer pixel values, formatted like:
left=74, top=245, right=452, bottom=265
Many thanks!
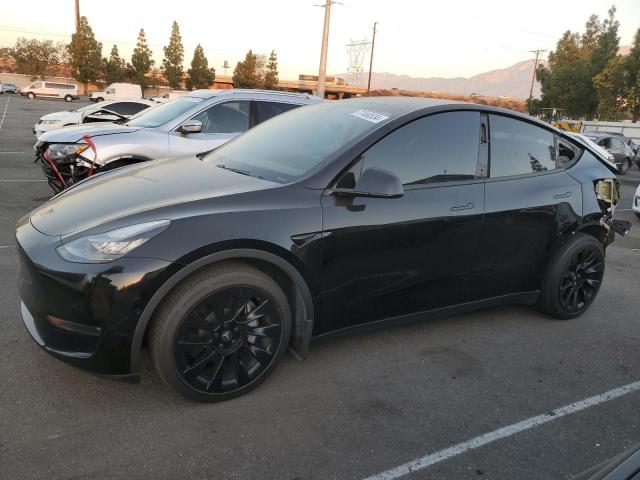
left=553, top=191, right=572, bottom=199
left=450, top=202, right=475, bottom=211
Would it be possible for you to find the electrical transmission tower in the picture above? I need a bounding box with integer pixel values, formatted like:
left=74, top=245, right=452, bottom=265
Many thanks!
left=346, top=38, right=370, bottom=86
left=529, top=49, right=547, bottom=99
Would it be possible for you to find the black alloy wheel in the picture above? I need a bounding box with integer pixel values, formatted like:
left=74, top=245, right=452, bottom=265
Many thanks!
left=538, top=233, right=605, bottom=319
left=175, top=287, right=282, bottom=394
left=150, top=263, right=291, bottom=402
left=558, top=247, right=604, bottom=314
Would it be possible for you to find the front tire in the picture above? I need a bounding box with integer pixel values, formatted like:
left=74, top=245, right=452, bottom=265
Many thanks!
left=149, top=262, right=291, bottom=402
left=64, top=94, right=73, bottom=102
left=27, top=92, right=35, bottom=100
left=538, top=233, right=605, bottom=320
left=95, top=97, right=104, bottom=103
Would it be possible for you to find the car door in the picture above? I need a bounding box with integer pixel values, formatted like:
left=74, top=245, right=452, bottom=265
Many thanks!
left=472, top=114, right=582, bottom=300
left=320, top=111, right=485, bottom=332
left=168, top=100, right=252, bottom=156
left=609, top=137, right=628, bottom=171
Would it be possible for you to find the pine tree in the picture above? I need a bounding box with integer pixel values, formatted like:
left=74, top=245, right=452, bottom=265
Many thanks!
left=67, top=16, right=102, bottom=94
left=104, top=44, right=126, bottom=84
left=162, top=21, right=184, bottom=89
left=186, top=44, right=215, bottom=90
left=232, top=50, right=261, bottom=89
left=131, top=28, right=154, bottom=88
left=264, top=50, right=279, bottom=90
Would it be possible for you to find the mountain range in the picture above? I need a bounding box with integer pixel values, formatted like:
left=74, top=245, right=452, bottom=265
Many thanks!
left=336, top=60, right=542, bottom=99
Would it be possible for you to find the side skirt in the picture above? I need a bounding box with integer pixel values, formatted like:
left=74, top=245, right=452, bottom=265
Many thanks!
left=312, top=291, right=540, bottom=343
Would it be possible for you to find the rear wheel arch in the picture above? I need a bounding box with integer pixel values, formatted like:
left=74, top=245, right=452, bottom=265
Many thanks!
left=130, top=248, right=316, bottom=373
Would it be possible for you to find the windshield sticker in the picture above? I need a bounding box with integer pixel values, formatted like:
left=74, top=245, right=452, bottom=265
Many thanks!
left=349, top=110, right=389, bottom=124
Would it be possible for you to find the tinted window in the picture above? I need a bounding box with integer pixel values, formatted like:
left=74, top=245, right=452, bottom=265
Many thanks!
left=108, top=102, right=150, bottom=116
left=256, top=101, right=299, bottom=123
left=557, top=137, right=580, bottom=167
left=362, top=111, right=480, bottom=185
left=193, top=101, right=250, bottom=133
left=489, top=115, right=556, bottom=177
left=126, top=96, right=203, bottom=128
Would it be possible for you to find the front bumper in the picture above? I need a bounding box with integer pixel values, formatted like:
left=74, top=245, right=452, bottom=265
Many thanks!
left=17, top=217, right=179, bottom=375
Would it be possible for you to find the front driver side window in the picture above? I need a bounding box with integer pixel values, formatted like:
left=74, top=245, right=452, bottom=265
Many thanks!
left=192, top=101, right=250, bottom=134
left=361, top=111, right=481, bottom=186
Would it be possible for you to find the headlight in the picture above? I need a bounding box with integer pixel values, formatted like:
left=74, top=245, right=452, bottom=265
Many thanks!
left=46, top=143, right=90, bottom=160
left=56, top=220, right=170, bottom=263
left=40, top=119, right=62, bottom=125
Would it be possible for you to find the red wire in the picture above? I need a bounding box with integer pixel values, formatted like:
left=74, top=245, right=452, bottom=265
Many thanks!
left=82, top=135, right=97, bottom=176
left=43, top=148, right=68, bottom=189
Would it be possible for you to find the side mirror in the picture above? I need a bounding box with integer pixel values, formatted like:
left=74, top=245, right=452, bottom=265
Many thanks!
left=178, top=120, right=202, bottom=134
left=333, top=167, right=404, bottom=198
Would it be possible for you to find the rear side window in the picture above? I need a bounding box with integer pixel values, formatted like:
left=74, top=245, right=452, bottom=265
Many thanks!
left=256, top=101, right=299, bottom=123
left=361, top=111, right=481, bottom=186
left=108, top=102, right=150, bottom=116
left=193, top=101, right=250, bottom=134
left=610, top=137, right=624, bottom=153
left=489, top=115, right=556, bottom=177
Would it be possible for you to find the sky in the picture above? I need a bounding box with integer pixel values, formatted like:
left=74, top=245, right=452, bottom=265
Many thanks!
left=0, top=0, right=639, bottom=80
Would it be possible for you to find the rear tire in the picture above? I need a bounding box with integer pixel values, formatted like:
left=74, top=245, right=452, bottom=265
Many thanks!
left=149, top=262, right=291, bottom=402
left=636, top=213, right=640, bottom=220
left=64, top=94, right=73, bottom=102
left=537, top=233, right=605, bottom=320
left=95, top=97, right=104, bottom=103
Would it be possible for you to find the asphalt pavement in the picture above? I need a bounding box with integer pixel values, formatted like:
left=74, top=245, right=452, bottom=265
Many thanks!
left=1, top=94, right=640, bottom=480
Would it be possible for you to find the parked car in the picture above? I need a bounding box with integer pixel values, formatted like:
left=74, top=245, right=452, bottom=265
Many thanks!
left=33, top=99, right=155, bottom=137
left=90, top=83, right=143, bottom=102
left=599, top=131, right=639, bottom=157
left=583, top=133, right=635, bottom=174
left=21, top=81, right=79, bottom=102
left=35, top=89, right=321, bottom=192
left=1, top=82, right=19, bottom=94
left=151, top=91, right=188, bottom=103
left=17, top=98, right=630, bottom=402
left=633, top=183, right=640, bottom=220
left=567, top=132, right=617, bottom=170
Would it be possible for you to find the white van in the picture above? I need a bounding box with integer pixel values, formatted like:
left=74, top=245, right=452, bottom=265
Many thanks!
left=90, top=83, right=142, bottom=102
left=21, top=81, right=79, bottom=102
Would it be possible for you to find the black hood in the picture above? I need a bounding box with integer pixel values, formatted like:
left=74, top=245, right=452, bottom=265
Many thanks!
left=30, top=155, right=278, bottom=236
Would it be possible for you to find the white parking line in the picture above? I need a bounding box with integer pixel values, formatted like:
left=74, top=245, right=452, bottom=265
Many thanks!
left=0, top=245, right=15, bottom=249
left=0, top=179, right=46, bottom=182
left=0, top=151, right=31, bottom=154
left=0, top=96, right=10, bottom=130
left=364, top=379, right=640, bottom=480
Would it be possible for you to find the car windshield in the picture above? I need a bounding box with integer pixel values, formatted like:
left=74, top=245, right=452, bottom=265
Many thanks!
left=204, top=101, right=391, bottom=183
left=74, top=103, right=102, bottom=113
left=125, top=97, right=203, bottom=128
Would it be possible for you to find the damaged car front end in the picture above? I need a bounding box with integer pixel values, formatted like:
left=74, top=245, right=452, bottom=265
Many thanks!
left=35, top=137, right=99, bottom=193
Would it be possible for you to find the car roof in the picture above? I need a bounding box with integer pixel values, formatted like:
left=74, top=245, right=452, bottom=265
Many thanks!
left=186, top=89, right=321, bottom=102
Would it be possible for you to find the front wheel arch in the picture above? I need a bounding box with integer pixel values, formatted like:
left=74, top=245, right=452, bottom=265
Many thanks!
left=130, top=249, right=315, bottom=373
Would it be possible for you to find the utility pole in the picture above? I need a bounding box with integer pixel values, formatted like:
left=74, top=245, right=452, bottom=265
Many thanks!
left=316, top=0, right=334, bottom=99
left=75, top=0, right=80, bottom=32
left=366, top=22, right=377, bottom=95
left=528, top=49, right=546, bottom=99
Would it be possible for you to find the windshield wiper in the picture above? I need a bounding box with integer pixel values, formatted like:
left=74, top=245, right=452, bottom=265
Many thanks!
left=216, top=164, right=263, bottom=179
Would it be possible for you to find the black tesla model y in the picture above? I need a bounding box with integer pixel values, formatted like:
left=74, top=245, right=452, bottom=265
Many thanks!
left=16, top=98, right=630, bottom=401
